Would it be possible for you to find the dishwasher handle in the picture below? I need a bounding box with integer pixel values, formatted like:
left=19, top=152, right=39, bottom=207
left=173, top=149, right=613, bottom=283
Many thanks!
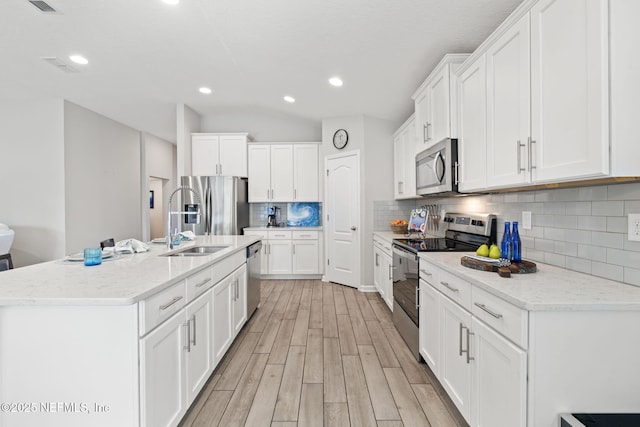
left=247, top=241, right=263, bottom=258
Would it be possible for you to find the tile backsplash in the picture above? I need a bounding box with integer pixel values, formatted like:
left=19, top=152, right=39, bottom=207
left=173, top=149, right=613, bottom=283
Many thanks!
left=374, top=182, right=640, bottom=287
left=249, top=203, right=323, bottom=228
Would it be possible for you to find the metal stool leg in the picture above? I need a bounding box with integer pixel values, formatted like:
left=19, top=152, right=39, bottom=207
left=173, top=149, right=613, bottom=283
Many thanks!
left=0, top=253, right=13, bottom=271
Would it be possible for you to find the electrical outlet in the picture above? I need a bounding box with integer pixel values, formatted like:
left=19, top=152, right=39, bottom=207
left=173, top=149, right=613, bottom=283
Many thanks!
left=629, top=214, right=640, bottom=242
left=522, top=211, right=532, bottom=230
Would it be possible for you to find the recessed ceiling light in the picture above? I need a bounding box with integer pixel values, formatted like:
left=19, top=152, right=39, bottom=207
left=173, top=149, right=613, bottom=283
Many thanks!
left=162, top=0, right=180, bottom=5
left=283, top=96, right=295, bottom=103
left=329, top=77, right=343, bottom=87
left=199, top=87, right=212, bottom=94
left=69, top=55, right=88, bottom=65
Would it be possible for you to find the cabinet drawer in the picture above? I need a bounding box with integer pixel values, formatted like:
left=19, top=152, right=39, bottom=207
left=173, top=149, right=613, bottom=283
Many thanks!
left=186, top=267, right=214, bottom=301
left=291, top=230, right=318, bottom=240
left=436, top=268, right=472, bottom=311
left=140, top=281, right=187, bottom=336
left=419, top=261, right=439, bottom=287
left=472, top=286, right=528, bottom=349
left=244, top=230, right=267, bottom=238
left=268, top=230, right=292, bottom=240
left=211, top=251, right=246, bottom=285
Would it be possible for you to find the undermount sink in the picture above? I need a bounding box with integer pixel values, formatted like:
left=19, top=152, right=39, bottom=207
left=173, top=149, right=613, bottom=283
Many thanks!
left=162, top=245, right=228, bottom=257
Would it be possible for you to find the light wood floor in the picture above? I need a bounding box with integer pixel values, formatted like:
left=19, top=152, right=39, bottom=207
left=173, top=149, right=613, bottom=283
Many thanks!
left=180, top=280, right=468, bottom=427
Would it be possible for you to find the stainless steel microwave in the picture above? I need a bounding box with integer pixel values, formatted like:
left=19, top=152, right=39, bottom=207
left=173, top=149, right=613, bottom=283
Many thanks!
left=415, top=138, right=459, bottom=196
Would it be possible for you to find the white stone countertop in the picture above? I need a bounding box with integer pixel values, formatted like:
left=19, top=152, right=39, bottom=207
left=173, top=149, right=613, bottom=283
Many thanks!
left=0, top=235, right=260, bottom=306
left=244, top=226, right=323, bottom=231
left=420, top=252, right=640, bottom=312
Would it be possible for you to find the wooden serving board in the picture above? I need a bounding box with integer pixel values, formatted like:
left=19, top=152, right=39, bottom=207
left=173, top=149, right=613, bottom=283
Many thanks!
left=461, top=256, right=537, bottom=278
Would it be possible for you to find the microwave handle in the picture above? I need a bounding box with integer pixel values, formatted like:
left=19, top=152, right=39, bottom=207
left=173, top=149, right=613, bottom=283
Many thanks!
left=433, top=152, right=445, bottom=183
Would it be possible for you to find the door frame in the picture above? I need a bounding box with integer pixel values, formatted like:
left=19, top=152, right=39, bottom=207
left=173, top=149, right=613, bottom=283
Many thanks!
left=323, top=150, right=361, bottom=288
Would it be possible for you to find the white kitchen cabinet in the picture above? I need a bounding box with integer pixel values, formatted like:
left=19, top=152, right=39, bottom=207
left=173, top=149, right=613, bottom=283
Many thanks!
left=293, top=144, right=319, bottom=201
left=245, top=229, right=322, bottom=276
left=185, top=290, right=214, bottom=403
left=413, top=54, right=469, bottom=150
left=372, top=235, right=393, bottom=310
left=191, top=133, right=248, bottom=177
left=418, top=278, right=440, bottom=376
left=292, top=239, right=319, bottom=274
left=248, top=143, right=320, bottom=202
left=140, top=310, right=187, bottom=427
left=393, top=115, right=417, bottom=199
left=232, top=264, right=247, bottom=336
left=268, top=239, right=293, bottom=274
left=439, top=294, right=472, bottom=423
left=457, top=54, right=487, bottom=192
left=212, top=273, right=234, bottom=363
left=471, top=317, right=526, bottom=427
left=529, top=0, right=609, bottom=183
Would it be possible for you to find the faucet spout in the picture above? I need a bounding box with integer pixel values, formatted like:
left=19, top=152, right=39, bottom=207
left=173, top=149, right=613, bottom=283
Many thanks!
left=167, top=186, right=202, bottom=250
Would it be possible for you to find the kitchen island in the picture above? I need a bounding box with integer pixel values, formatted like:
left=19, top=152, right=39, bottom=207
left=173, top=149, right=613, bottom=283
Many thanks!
left=0, top=235, right=260, bottom=427
left=417, top=251, right=640, bottom=427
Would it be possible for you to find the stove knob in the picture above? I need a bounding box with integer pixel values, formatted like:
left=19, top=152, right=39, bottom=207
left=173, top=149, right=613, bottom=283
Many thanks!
left=476, top=220, right=484, bottom=226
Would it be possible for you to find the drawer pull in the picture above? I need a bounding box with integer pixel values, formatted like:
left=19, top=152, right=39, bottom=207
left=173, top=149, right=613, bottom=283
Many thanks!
left=440, top=281, right=459, bottom=293
left=298, top=234, right=312, bottom=237
left=195, top=278, right=212, bottom=288
left=419, top=269, right=433, bottom=276
left=159, top=295, right=183, bottom=311
left=474, top=303, right=503, bottom=319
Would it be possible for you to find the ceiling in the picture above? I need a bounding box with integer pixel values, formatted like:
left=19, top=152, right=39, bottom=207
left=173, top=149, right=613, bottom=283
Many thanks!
left=0, top=0, right=522, bottom=143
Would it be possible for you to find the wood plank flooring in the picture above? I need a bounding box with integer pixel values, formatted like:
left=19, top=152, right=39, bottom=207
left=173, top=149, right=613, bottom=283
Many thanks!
left=180, top=280, right=468, bottom=427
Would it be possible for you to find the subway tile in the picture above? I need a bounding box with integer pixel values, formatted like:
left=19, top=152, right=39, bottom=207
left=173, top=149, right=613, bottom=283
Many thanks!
left=554, top=241, right=578, bottom=256
left=550, top=188, right=580, bottom=201
left=623, top=239, right=640, bottom=252
left=490, top=194, right=505, bottom=203
left=565, top=257, right=592, bottom=275
left=563, top=229, right=591, bottom=244
left=533, top=214, right=554, bottom=227
left=504, top=193, right=519, bottom=203
left=624, top=200, right=640, bottom=215
left=543, top=202, right=566, bottom=215
left=591, top=231, right=623, bottom=249
left=544, top=252, right=566, bottom=268
left=591, top=261, right=624, bottom=282
left=606, top=217, right=628, bottom=233
left=524, top=248, right=544, bottom=263
left=606, top=248, right=640, bottom=268
left=535, top=238, right=554, bottom=252
left=578, top=186, right=607, bottom=201
left=577, top=216, right=606, bottom=231
left=517, top=192, right=536, bottom=203
left=554, top=215, right=577, bottom=229
left=607, top=182, right=640, bottom=201
left=565, top=202, right=591, bottom=216
left=592, top=201, right=624, bottom=217
left=577, top=244, right=607, bottom=262
left=623, top=267, right=640, bottom=287
left=543, top=227, right=566, bottom=241
left=521, top=236, right=535, bottom=249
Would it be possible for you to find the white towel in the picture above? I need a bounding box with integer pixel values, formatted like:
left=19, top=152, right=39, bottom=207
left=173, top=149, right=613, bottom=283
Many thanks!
left=178, top=230, right=196, bottom=241
left=114, top=238, right=150, bottom=254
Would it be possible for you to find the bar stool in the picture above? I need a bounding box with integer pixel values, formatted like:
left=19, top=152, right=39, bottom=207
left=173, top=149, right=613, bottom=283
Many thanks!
left=0, top=253, right=12, bottom=271
left=0, top=224, right=15, bottom=271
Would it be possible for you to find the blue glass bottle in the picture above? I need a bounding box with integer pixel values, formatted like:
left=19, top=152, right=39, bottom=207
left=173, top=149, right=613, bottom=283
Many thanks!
left=501, top=221, right=512, bottom=260
left=512, top=221, right=522, bottom=262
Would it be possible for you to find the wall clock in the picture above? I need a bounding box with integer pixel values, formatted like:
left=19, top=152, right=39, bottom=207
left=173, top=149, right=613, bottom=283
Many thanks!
left=333, top=129, right=349, bottom=149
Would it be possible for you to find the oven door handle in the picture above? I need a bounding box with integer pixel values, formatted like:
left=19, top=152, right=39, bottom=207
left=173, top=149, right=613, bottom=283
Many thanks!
left=392, top=244, right=418, bottom=261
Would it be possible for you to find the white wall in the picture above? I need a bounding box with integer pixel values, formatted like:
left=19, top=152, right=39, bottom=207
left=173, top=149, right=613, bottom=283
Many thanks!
left=0, top=99, right=66, bottom=266
left=64, top=101, right=142, bottom=253
left=176, top=104, right=201, bottom=177
left=201, top=107, right=321, bottom=142
left=149, top=178, right=164, bottom=239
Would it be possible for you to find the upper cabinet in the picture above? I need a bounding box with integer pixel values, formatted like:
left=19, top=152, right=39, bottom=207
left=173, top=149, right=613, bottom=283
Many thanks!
left=191, top=133, right=249, bottom=177
left=413, top=54, right=469, bottom=151
left=393, top=115, right=417, bottom=199
left=248, top=143, right=320, bottom=203
left=457, top=0, right=610, bottom=191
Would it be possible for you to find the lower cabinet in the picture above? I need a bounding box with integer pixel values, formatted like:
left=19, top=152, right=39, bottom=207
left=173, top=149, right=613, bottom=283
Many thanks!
left=212, top=274, right=234, bottom=363
left=232, top=264, right=247, bottom=336
left=292, top=239, right=319, bottom=274
left=418, top=278, right=440, bottom=376
left=244, top=229, right=322, bottom=276
left=373, top=235, right=393, bottom=310
left=268, top=239, right=293, bottom=274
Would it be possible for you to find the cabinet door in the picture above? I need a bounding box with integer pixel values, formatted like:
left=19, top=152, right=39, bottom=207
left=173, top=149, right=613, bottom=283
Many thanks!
left=247, top=144, right=271, bottom=202
left=218, top=135, right=247, bottom=177
left=458, top=55, right=488, bottom=192
left=414, top=88, right=429, bottom=148
left=270, top=145, right=294, bottom=201
left=402, top=120, right=417, bottom=198
left=486, top=13, right=531, bottom=188
left=260, top=241, right=270, bottom=275
left=373, top=246, right=383, bottom=296
left=440, top=296, right=472, bottom=423
left=293, top=145, right=319, bottom=201
left=185, top=290, right=213, bottom=403
left=292, top=239, right=319, bottom=274
left=268, top=240, right=292, bottom=274
left=393, top=134, right=406, bottom=199
left=140, top=311, right=187, bottom=427
left=471, top=318, right=527, bottom=427
left=212, top=275, right=233, bottom=363
left=419, top=281, right=440, bottom=377
left=232, top=265, right=247, bottom=335
left=192, top=135, right=220, bottom=176
left=380, top=251, right=393, bottom=310
left=428, top=65, right=451, bottom=145
left=530, top=0, right=609, bottom=183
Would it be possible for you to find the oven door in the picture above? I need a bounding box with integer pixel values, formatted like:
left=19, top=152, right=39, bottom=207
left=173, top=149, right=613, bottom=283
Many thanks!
left=392, top=244, right=419, bottom=325
left=416, top=138, right=458, bottom=196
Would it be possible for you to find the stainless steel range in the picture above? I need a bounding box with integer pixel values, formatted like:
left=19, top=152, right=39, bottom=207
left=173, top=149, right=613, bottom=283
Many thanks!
left=392, top=212, right=496, bottom=360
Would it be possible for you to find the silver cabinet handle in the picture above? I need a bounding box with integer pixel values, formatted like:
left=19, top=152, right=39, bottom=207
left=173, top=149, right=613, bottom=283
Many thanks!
left=415, top=286, right=420, bottom=309
left=267, top=189, right=270, bottom=200
left=440, top=281, right=459, bottom=293
left=388, top=265, right=392, bottom=280
left=517, top=140, right=526, bottom=173
left=195, top=278, right=211, bottom=288
left=419, top=269, right=433, bottom=276
left=271, top=189, right=274, bottom=199
left=529, top=137, right=536, bottom=170
left=466, top=329, right=474, bottom=364
left=159, top=295, right=183, bottom=310
left=183, top=322, right=191, bottom=352
left=426, top=122, right=432, bottom=141
left=299, top=234, right=311, bottom=237
left=423, top=123, right=428, bottom=143
left=293, top=244, right=296, bottom=255
left=454, top=161, right=459, bottom=185
left=459, top=323, right=464, bottom=356
left=235, top=279, right=239, bottom=301
left=219, top=163, right=222, bottom=175
left=375, top=253, right=379, bottom=267
left=474, top=302, right=503, bottom=319
left=190, top=315, right=196, bottom=346
left=294, top=188, right=297, bottom=199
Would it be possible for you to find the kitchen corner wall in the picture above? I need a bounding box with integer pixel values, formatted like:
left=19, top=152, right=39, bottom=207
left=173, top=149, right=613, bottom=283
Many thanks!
left=374, top=181, right=640, bottom=287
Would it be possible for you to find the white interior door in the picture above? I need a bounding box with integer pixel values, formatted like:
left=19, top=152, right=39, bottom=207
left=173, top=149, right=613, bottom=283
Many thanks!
left=325, top=151, right=360, bottom=288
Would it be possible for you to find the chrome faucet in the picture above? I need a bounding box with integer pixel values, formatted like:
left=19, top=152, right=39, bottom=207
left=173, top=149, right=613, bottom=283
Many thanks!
left=167, top=186, right=202, bottom=250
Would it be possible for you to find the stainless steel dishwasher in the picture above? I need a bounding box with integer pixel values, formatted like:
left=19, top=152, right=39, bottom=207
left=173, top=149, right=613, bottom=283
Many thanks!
left=246, top=241, right=262, bottom=318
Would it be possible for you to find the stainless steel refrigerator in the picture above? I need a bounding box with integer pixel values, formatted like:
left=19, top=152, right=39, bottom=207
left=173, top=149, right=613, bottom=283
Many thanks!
left=180, top=176, right=249, bottom=235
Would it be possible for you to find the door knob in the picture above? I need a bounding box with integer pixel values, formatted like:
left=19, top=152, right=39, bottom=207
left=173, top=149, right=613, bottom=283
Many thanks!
left=350, top=226, right=357, bottom=231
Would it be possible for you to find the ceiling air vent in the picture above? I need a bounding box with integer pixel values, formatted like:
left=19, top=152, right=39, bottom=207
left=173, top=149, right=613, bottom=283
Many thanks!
left=41, top=57, right=78, bottom=73
left=28, top=0, right=56, bottom=12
